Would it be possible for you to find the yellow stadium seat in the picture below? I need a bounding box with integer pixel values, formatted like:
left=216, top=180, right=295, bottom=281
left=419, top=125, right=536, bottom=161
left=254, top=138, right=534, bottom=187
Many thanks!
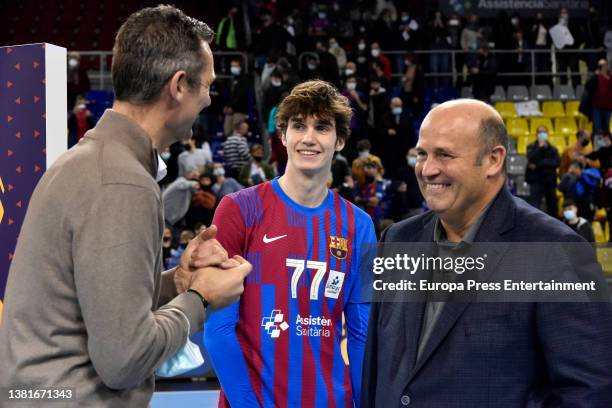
left=542, top=101, right=565, bottom=118
left=517, top=135, right=535, bottom=155
left=565, top=100, right=580, bottom=118
left=554, top=117, right=578, bottom=137
left=596, top=247, right=612, bottom=277
left=530, top=117, right=554, bottom=135
left=578, top=115, right=593, bottom=132
left=506, top=118, right=530, bottom=138
left=549, top=135, right=567, bottom=151
left=495, top=102, right=517, bottom=119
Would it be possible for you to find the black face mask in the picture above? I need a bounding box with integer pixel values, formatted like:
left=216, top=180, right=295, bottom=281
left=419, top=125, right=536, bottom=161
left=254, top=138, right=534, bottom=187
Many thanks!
left=253, top=156, right=264, bottom=162
left=581, top=139, right=590, bottom=147
left=200, top=183, right=212, bottom=191
left=162, top=247, right=172, bottom=260
left=365, top=175, right=375, bottom=183
left=179, top=243, right=188, bottom=250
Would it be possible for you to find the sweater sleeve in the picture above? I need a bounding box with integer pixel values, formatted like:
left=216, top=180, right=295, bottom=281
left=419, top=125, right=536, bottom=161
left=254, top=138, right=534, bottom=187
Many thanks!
left=72, top=183, right=205, bottom=390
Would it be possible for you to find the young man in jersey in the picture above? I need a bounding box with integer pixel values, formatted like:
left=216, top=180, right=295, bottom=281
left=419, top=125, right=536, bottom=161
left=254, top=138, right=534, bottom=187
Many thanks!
left=204, top=80, right=376, bottom=407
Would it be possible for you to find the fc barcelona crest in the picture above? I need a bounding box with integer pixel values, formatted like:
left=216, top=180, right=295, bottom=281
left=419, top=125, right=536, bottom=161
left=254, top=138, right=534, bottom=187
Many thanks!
left=329, top=235, right=348, bottom=259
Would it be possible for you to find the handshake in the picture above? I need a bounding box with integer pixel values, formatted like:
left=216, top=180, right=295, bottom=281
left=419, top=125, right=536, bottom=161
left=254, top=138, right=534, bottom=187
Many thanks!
left=174, top=225, right=251, bottom=310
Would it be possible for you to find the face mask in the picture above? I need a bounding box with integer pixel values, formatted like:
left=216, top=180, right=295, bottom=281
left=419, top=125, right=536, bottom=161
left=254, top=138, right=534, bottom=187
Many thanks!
left=253, top=156, right=263, bottom=162
left=329, top=41, right=338, bottom=48
left=365, top=175, right=375, bottom=183
left=271, top=79, right=282, bottom=87
left=581, top=139, right=590, bottom=147
left=68, top=58, right=78, bottom=68
left=160, top=151, right=171, bottom=161
left=230, top=66, right=242, bottom=75
left=401, top=15, right=409, bottom=23
left=307, top=63, right=316, bottom=70
left=358, top=43, right=366, bottom=51
left=563, top=210, right=576, bottom=221
left=179, top=243, right=188, bottom=250
left=407, top=156, right=417, bottom=168
left=448, top=19, right=459, bottom=27
left=345, top=68, right=355, bottom=76
left=347, top=82, right=357, bottom=91
left=537, top=132, right=548, bottom=142
left=155, top=337, right=204, bottom=377
left=392, top=107, right=402, bottom=115
left=359, top=150, right=369, bottom=159
left=511, top=18, right=519, bottom=26
left=213, top=168, right=225, bottom=177
left=371, top=49, right=380, bottom=58
left=318, top=12, right=326, bottom=19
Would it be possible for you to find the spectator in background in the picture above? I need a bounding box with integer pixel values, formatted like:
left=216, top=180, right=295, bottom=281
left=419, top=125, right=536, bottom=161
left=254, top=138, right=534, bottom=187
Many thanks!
left=526, top=126, right=561, bottom=216
left=559, top=160, right=583, bottom=203
left=308, top=5, right=334, bottom=39
left=239, top=144, right=275, bottom=187
left=380, top=97, right=414, bottom=176
left=186, top=172, right=217, bottom=229
left=300, top=55, right=321, bottom=81
left=348, top=38, right=370, bottom=77
left=388, top=147, right=423, bottom=221
left=254, top=13, right=289, bottom=68
left=585, top=59, right=612, bottom=138
left=587, top=133, right=612, bottom=175
left=66, top=51, right=90, bottom=111
left=341, top=61, right=366, bottom=90
left=267, top=90, right=290, bottom=175
left=371, top=8, right=396, bottom=50
left=530, top=12, right=551, bottom=85
left=223, top=121, right=251, bottom=177
left=369, top=42, right=392, bottom=82
left=328, top=37, right=347, bottom=73
left=351, top=139, right=384, bottom=185
left=263, top=70, right=287, bottom=120
left=399, top=53, right=425, bottom=117
left=341, top=75, right=368, bottom=158
left=178, top=130, right=212, bottom=178
left=67, top=95, right=95, bottom=148
left=461, top=14, right=481, bottom=69
left=216, top=6, right=242, bottom=52
left=396, top=10, right=423, bottom=52
left=447, top=14, right=463, bottom=76
left=559, top=130, right=594, bottom=175
left=211, top=162, right=243, bottom=200
left=354, top=159, right=385, bottom=232
left=555, top=8, right=584, bottom=86
left=367, top=77, right=390, bottom=133
left=491, top=11, right=515, bottom=87
left=161, top=227, right=174, bottom=270
left=427, top=11, right=451, bottom=88
left=469, top=43, right=498, bottom=102
left=562, top=200, right=595, bottom=243
left=162, top=169, right=200, bottom=227
left=315, top=40, right=340, bottom=86
left=223, top=58, right=251, bottom=136
left=584, top=6, right=603, bottom=71
left=511, top=29, right=531, bottom=87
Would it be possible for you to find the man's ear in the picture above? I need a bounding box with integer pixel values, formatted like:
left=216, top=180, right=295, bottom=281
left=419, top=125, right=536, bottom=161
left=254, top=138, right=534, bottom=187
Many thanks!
left=486, top=145, right=507, bottom=177
left=168, top=70, right=188, bottom=102
left=335, top=137, right=346, bottom=152
left=281, top=130, right=287, bottom=147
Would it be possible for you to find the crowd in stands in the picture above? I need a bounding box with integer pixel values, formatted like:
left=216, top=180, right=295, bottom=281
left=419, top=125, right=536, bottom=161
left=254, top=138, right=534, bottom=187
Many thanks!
left=60, top=2, right=612, bottom=258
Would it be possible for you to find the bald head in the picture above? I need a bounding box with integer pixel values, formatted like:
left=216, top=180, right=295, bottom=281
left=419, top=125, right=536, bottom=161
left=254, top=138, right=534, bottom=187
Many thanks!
left=421, top=99, right=507, bottom=167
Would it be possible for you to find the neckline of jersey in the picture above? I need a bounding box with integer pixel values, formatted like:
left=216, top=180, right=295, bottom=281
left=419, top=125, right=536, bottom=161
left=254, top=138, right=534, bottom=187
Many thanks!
left=271, top=177, right=334, bottom=215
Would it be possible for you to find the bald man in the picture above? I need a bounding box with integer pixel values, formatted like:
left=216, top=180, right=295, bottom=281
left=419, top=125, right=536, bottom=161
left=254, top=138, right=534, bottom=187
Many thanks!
left=362, top=99, right=612, bottom=407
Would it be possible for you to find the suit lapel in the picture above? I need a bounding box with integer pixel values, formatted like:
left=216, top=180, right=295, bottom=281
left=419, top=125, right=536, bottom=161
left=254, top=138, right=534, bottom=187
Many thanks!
left=408, top=187, right=516, bottom=380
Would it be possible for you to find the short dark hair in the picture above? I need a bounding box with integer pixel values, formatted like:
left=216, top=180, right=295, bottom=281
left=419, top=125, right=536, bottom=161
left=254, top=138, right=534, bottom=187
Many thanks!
left=112, top=5, right=214, bottom=104
left=476, top=117, right=508, bottom=171
left=276, top=80, right=352, bottom=145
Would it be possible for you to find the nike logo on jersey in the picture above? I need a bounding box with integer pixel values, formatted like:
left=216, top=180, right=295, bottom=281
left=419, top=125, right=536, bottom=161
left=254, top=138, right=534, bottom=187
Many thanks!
left=263, top=234, right=288, bottom=243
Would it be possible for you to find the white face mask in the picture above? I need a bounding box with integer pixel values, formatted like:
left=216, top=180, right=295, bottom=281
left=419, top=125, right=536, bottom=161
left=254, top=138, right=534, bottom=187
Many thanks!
left=160, top=151, right=171, bottom=161
left=213, top=167, right=225, bottom=177
left=271, top=79, right=282, bottom=87
left=448, top=19, right=459, bottom=27
left=563, top=210, right=576, bottom=221
left=371, top=49, right=381, bottom=58
left=318, top=12, right=326, bottom=19
left=347, top=82, right=357, bottom=91
left=307, top=63, right=317, bottom=70
left=407, top=156, right=417, bottom=168
left=230, top=66, right=242, bottom=75
left=329, top=41, right=338, bottom=48
left=358, top=43, right=366, bottom=51
left=345, top=68, right=355, bottom=76
left=359, top=150, right=370, bottom=159
left=392, top=107, right=402, bottom=115
left=68, top=59, right=78, bottom=68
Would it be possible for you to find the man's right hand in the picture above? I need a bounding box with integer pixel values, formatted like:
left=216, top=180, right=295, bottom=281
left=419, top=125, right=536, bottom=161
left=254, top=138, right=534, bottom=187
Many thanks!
left=189, top=255, right=252, bottom=310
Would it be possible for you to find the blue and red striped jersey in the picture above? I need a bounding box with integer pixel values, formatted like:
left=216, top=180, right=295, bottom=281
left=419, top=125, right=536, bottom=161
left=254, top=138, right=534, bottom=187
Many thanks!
left=204, top=178, right=375, bottom=408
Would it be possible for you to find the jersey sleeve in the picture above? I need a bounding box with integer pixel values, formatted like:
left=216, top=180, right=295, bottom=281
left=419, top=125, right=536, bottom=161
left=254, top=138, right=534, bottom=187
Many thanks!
left=344, top=209, right=377, bottom=407
left=204, top=195, right=260, bottom=407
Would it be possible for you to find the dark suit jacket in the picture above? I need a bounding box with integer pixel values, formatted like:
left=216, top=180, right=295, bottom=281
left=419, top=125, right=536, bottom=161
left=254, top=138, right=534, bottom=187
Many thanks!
left=362, top=187, right=612, bottom=407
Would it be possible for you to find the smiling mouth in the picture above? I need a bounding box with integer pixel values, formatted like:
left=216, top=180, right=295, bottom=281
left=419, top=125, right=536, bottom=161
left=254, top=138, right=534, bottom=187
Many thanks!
left=297, top=149, right=321, bottom=157
left=425, top=183, right=451, bottom=190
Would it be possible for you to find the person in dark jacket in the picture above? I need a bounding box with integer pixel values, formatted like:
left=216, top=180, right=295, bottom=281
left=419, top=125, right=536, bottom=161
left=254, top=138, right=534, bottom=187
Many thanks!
left=562, top=200, right=595, bottom=242
left=526, top=125, right=561, bottom=217
left=223, top=58, right=251, bottom=136
left=469, top=43, right=498, bottom=102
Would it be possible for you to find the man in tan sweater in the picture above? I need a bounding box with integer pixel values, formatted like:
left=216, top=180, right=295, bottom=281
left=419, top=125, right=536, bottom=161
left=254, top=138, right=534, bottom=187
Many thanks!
left=0, top=6, right=250, bottom=407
